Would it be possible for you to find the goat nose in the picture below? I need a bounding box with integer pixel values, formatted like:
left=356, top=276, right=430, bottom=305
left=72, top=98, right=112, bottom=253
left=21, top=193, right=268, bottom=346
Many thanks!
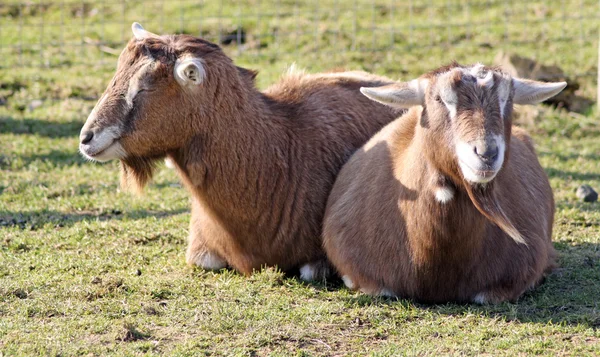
left=80, top=131, right=94, bottom=144
left=474, top=140, right=498, bottom=162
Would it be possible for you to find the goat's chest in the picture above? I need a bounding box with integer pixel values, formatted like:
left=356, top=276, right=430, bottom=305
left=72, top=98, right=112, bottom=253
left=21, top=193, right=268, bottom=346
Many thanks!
left=403, top=191, right=486, bottom=275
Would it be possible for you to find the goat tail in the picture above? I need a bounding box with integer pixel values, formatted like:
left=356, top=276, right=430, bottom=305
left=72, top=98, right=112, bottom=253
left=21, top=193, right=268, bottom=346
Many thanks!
left=465, top=183, right=528, bottom=246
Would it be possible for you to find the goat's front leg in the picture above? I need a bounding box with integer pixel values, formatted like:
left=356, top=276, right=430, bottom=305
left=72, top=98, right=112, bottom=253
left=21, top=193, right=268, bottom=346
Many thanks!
left=186, top=233, right=228, bottom=270
left=185, top=199, right=228, bottom=270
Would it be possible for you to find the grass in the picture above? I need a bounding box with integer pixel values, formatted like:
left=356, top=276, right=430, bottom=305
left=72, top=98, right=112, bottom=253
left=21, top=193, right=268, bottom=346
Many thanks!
left=1, top=0, right=600, bottom=356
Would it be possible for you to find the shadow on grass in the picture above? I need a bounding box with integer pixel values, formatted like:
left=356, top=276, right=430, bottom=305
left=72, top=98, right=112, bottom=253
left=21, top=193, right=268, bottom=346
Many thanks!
left=339, top=241, right=600, bottom=328
left=538, top=150, right=600, bottom=162
left=0, top=208, right=188, bottom=230
left=545, top=167, right=600, bottom=182
left=0, top=149, right=87, bottom=170
left=0, top=116, right=82, bottom=138
left=556, top=201, right=600, bottom=214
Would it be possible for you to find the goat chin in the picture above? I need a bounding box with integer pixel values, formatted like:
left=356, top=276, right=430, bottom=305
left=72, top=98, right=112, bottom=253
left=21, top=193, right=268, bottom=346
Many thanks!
left=464, top=181, right=527, bottom=246
left=120, top=157, right=158, bottom=194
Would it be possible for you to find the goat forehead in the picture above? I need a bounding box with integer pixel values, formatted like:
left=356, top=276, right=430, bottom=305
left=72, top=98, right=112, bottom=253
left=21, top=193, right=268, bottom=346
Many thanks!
left=437, top=67, right=512, bottom=103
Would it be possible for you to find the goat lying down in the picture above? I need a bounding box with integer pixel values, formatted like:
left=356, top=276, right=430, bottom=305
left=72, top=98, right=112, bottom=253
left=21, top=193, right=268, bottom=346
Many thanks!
left=78, top=23, right=402, bottom=279
left=323, top=63, right=566, bottom=303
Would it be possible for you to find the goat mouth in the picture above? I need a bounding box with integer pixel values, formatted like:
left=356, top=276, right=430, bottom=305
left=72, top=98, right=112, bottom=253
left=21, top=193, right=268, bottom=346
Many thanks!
left=471, top=168, right=496, bottom=178
left=459, top=160, right=499, bottom=183
left=80, top=139, right=123, bottom=162
left=80, top=141, right=111, bottom=156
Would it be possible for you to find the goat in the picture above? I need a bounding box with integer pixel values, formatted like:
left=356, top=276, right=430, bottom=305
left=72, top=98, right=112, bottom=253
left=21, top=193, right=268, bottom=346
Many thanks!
left=78, top=23, right=402, bottom=280
left=322, top=63, right=566, bottom=303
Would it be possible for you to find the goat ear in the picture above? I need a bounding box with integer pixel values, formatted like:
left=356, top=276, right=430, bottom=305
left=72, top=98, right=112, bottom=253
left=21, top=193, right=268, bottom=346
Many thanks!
left=512, top=78, right=567, bottom=105
left=360, top=79, right=427, bottom=108
left=174, top=58, right=206, bottom=86
left=132, top=22, right=155, bottom=41
left=237, top=66, right=258, bottom=82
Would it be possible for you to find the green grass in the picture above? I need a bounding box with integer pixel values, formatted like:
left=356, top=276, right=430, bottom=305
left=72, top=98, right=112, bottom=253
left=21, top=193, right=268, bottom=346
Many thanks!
left=1, top=1, right=600, bottom=356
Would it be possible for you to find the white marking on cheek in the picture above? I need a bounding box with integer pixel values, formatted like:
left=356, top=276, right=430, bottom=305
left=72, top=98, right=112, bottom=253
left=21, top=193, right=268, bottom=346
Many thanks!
left=126, top=61, right=154, bottom=106
left=439, top=76, right=458, bottom=118
left=499, top=97, right=507, bottom=117
left=492, top=134, right=506, bottom=171
left=435, top=186, right=454, bottom=204
left=444, top=101, right=457, bottom=118
left=497, top=81, right=511, bottom=118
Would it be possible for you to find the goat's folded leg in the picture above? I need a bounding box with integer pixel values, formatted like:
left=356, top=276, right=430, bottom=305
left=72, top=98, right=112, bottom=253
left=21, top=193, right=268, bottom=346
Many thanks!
left=185, top=199, right=228, bottom=270
left=299, top=258, right=333, bottom=281
left=185, top=230, right=228, bottom=270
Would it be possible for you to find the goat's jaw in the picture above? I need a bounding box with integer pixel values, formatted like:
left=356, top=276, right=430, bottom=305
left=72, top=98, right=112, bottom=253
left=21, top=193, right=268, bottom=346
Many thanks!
left=79, top=126, right=125, bottom=162
left=455, top=135, right=505, bottom=184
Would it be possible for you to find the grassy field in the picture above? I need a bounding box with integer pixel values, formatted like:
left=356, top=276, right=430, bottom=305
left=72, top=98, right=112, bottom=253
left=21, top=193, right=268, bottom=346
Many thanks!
left=1, top=1, right=600, bottom=356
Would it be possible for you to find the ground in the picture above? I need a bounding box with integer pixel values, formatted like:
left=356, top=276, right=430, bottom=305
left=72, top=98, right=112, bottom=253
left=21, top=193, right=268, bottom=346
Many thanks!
left=1, top=1, right=599, bottom=356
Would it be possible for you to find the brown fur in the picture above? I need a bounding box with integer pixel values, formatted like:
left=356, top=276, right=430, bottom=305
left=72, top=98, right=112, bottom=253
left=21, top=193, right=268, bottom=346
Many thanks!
left=323, top=64, right=556, bottom=303
left=82, top=33, right=403, bottom=275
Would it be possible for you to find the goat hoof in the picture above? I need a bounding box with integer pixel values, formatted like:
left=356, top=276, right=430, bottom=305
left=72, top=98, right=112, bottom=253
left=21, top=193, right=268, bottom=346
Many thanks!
left=188, top=251, right=228, bottom=270
left=472, top=291, right=506, bottom=304
left=378, top=288, right=396, bottom=297
left=299, top=260, right=332, bottom=281
left=341, top=275, right=356, bottom=289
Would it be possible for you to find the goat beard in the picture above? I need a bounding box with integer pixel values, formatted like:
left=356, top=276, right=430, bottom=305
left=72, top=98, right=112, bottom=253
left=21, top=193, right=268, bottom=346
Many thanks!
left=120, top=156, right=158, bottom=194
left=464, top=181, right=527, bottom=246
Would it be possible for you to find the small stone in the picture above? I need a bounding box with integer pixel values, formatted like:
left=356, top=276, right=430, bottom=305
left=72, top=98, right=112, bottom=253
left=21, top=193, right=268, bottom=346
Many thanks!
left=28, top=99, right=43, bottom=111
left=12, top=289, right=28, bottom=299
left=576, top=185, right=598, bottom=203
left=135, top=269, right=142, bottom=276
left=142, top=306, right=158, bottom=315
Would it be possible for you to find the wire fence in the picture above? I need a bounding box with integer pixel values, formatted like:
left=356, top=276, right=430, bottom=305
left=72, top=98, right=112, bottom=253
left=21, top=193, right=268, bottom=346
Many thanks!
left=0, top=1, right=599, bottom=90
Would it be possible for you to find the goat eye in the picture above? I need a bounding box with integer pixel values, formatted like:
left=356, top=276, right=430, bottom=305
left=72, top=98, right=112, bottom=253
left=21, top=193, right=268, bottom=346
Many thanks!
left=435, top=95, right=442, bottom=103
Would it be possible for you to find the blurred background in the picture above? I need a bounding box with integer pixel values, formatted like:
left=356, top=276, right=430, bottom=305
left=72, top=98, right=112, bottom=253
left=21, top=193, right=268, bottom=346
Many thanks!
left=0, top=0, right=598, bottom=108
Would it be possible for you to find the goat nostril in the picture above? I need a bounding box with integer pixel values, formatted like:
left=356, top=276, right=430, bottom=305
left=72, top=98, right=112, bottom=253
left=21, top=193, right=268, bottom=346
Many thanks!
left=80, top=131, right=94, bottom=144
left=474, top=142, right=498, bottom=162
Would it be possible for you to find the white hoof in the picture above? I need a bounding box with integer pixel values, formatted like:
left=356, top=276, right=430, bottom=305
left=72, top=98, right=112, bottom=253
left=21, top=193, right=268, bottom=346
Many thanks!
left=341, top=275, right=356, bottom=289
left=299, top=261, right=331, bottom=281
left=299, top=264, right=316, bottom=281
left=193, top=251, right=227, bottom=270
left=472, top=292, right=488, bottom=304
left=378, top=288, right=396, bottom=297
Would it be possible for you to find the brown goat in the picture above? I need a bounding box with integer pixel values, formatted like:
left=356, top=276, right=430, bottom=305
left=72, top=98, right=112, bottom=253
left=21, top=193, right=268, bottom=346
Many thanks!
left=322, top=63, right=566, bottom=303
left=78, top=23, right=402, bottom=279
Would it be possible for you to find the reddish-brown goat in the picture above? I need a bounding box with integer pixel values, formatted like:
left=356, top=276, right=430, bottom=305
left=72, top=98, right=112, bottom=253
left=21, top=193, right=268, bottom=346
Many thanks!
left=323, top=63, right=566, bottom=303
left=79, top=23, right=402, bottom=279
